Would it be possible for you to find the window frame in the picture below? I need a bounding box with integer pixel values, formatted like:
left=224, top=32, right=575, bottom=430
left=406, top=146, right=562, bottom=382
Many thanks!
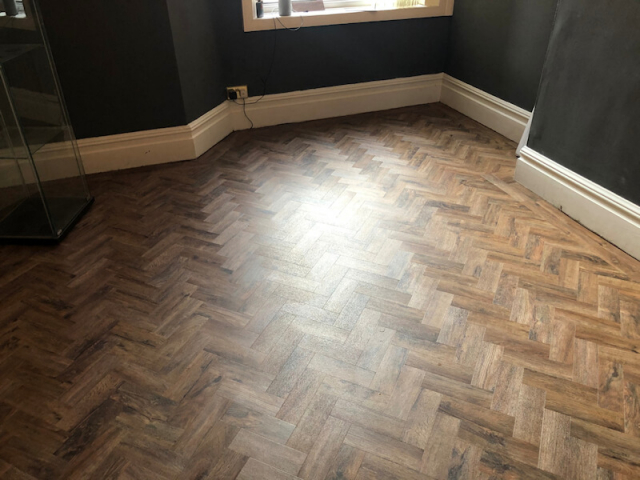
left=262, top=0, right=375, bottom=8
left=242, top=0, right=454, bottom=32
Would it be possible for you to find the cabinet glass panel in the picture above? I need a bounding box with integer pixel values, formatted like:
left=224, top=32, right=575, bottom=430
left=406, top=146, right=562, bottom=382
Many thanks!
left=0, top=0, right=92, bottom=242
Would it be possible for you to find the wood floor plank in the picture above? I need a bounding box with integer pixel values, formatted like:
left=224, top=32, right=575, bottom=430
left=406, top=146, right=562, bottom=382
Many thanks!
left=237, top=458, right=302, bottom=480
left=623, top=379, right=640, bottom=438
left=419, top=412, right=460, bottom=478
left=359, top=453, right=432, bottom=480
left=322, top=444, right=364, bottom=480
left=458, top=419, right=539, bottom=467
left=539, top=409, right=598, bottom=480
left=267, top=346, right=315, bottom=398
left=297, top=416, right=350, bottom=480
left=287, top=394, right=338, bottom=453
left=438, top=395, right=515, bottom=437
left=598, top=360, right=624, bottom=413
left=308, top=355, right=375, bottom=388
left=384, top=366, right=425, bottom=420
left=513, top=384, right=546, bottom=447
left=332, top=399, right=405, bottom=441
left=479, top=450, right=560, bottom=480
left=344, top=425, right=424, bottom=473
left=276, top=368, right=325, bottom=424
left=369, top=345, right=407, bottom=395
left=222, top=403, right=296, bottom=445
left=422, top=370, right=493, bottom=408
left=229, top=429, right=306, bottom=476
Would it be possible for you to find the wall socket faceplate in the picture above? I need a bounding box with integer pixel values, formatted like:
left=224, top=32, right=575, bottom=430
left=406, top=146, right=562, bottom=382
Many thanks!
left=227, top=86, right=248, bottom=100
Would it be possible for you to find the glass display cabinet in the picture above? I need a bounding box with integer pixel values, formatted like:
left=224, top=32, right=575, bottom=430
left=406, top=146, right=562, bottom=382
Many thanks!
left=0, top=0, right=92, bottom=243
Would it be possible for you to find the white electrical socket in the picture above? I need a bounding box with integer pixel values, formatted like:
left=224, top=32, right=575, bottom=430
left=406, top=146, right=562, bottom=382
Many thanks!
left=227, top=86, right=248, bottom=100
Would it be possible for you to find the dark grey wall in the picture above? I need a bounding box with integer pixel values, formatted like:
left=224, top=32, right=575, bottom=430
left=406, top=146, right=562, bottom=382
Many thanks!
left=528, top=0, right=640, bottom=205
left=166, top=0, right=227, bottom=123
left=39, top=1, right=450, bottom=138
left=215, top=2, right=451, bottom=98
left=446, top=0, right=557, bottom=111
left=39, top=0, right=186, bottom=139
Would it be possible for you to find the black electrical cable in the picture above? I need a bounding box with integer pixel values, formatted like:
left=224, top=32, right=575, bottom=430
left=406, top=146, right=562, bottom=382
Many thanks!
left=275, top=13, right=304, bottom=31
left=235, top=14, right=303, bottom=128
left=242, top=97, right=253, bottom=129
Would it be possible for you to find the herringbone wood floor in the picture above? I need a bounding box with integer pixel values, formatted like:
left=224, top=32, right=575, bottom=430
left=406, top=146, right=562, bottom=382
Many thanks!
left=1, top=104, right=640, bottom=480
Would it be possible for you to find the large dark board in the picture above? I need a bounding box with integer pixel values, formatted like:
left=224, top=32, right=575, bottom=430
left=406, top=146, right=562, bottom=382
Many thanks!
left=38, top=0, right=186, bottom=139
left=214, top=1, right=451, bottom=98
left=166, top=0, right=227, bottom=123
left=528, top=0, right=640, bottom=205
left=446, top=0, right=557, bottom=111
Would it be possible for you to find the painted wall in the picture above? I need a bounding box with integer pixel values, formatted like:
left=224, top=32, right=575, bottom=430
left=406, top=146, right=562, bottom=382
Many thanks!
left=446, top=0, right=557, bottom=111
left=38, top=1, right=450, bottom=138
left=214, top=1, right=451, bottom=99
left=166, top=0, right=227, bottom=123
left=528, top=0, right=640, bottom=205
left=39, top=0, right=186, bottom=139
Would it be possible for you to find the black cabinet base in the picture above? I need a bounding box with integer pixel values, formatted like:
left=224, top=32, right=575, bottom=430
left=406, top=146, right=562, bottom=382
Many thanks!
left=0, top=196, right=94, bottom=245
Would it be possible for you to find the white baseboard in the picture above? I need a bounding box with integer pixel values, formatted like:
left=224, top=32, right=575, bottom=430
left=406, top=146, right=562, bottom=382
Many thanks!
left=66, top=73, right=525, bottom=175
left=190, top=102, right=234, bottom=158
left=516, top=146, right=640, bottom=260
left=77, top=74, right=443, bottom=174
left=440, top=74, right=531, bottom=142
left=229, top=73, right=444, bottom=130
left=80, top=102, right=232, bottom=174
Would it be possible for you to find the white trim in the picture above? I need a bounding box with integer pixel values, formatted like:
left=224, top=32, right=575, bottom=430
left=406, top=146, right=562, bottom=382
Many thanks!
left=78, top=126, right=194, bottom=174
left=189, top=103, right=234, bottom=158
left=440, top=74, right=531, bottom=142
left=75, top=74, right=442, bottom=174
left=67, top=74, right=530, bottom=177
left=77, top=102, right=232, bottom=174
left=516, top=146, right=640, bottom=260
left=229, top=73, right=443, bottom=130
left=242, top=0, right=454, bottom=32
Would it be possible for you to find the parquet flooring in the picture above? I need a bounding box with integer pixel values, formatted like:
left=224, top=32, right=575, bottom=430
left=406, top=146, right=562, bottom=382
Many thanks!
left=1, top=103, right=640, bottom=479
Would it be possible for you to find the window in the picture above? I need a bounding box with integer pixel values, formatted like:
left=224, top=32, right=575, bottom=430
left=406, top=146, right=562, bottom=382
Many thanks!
left=242, top=0, right=454, bottom=32
left=262, top=0, right=378, bottom=13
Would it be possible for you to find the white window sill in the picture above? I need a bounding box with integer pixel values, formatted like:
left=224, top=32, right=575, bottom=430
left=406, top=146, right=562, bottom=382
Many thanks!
left=242, top=0, right=454, bottom=32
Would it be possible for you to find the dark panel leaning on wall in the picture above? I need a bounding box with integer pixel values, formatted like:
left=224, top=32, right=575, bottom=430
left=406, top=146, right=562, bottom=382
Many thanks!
left=213, top=1, right=451, bottom=99
left=528, top=0, right=640, bottom=205
left=445, top=0, right=558, bottom=111
left=38, top=0, right=186, bottom=139
left=166, top=0, right=227, bottom=123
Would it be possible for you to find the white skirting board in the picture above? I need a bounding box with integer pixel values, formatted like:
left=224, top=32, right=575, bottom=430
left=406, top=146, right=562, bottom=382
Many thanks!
left=79, top=102, right=233, bottom=174
left=516, top=146, right=640, bottom=260
left=228, top=74, right=444, bottom=131
left=79, top=73, right=443, bottom=174
left=71, top=73, right=531, bottom=175
left=440, top=74, right=531, bottom=142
